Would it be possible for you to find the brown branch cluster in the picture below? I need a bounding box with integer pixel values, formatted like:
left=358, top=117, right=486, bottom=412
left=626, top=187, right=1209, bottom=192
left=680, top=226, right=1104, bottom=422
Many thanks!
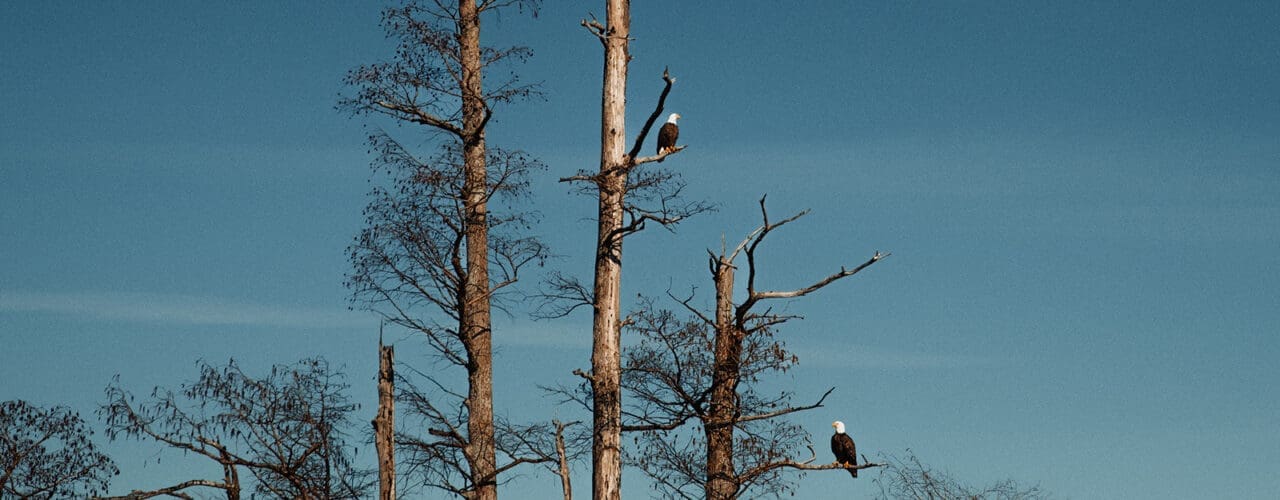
left=339, top=2, right=540, bottom=141
left=611, top=303, right=831, bottom=499
left=873, top=451, right=1048, bottom=500
left=347, top=133, right=548, bottom=366
left=98, top=359, right=371, bottom=499
left=393, top=369, right=584, bottom=499
left=606, top=197, right=887, bottom=498
left=347, top=132, right=549, bottom=497
left=342, top=3, right=552, bottom=498
left=0, top=400, right=117, bottom=499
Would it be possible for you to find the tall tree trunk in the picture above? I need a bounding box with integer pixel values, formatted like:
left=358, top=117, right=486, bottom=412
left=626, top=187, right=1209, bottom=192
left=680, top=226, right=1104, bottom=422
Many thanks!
left=591, top=1, right=631, bottom=499
left=706, top=257, right=741, bottom=500
left=374, top=341, right=396, bottom=500
left=458, top=1, right=496, bottom=499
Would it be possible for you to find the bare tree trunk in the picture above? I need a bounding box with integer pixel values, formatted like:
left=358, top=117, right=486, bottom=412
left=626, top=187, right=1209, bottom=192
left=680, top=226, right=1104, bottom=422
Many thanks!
left=590, top=1, right=631, bottom=499
left=458, top=1, right=496, bottom=499
left=374, top=341, right=396, bottom=500
left=223, top=461, right=240, bottom=500
left=555, top=420, right=573, bottom=500
left=706, top=257, right=741, bottom=500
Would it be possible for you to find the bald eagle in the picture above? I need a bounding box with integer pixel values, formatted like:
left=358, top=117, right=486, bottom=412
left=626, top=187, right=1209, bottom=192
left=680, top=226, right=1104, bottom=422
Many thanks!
left=831, top=421, right=858, bottom=478
left=656, top=113, right=680, bottom=160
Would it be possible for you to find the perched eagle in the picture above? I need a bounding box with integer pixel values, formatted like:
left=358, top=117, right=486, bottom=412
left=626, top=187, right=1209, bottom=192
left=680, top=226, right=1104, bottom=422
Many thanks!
left=656, top=113, right=680, bottom=159
left=831, top=421, right=858, bottom=478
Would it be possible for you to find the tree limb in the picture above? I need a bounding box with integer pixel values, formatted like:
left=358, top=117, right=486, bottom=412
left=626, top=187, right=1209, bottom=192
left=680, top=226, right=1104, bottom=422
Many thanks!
left=374, top=101, right=464, bottom=137
left=628, top=68, right=677, bottom=161
left=580, top=16, right=607, bottom=44
left=726, top=387, right=834, bottom=426
left=95, top=479, right=231, bottom=499
left=739, top=443, right=882, bottom=480
left=632, top=145, right=687, bottom=166
left=741, top=251, right=888, bottom=315
left=572, top=369, right=596, bottom=383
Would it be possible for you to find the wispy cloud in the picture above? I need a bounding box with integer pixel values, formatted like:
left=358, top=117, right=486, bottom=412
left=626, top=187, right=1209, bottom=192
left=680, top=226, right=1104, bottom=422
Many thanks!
left=0, top=290, right=373, bottom=330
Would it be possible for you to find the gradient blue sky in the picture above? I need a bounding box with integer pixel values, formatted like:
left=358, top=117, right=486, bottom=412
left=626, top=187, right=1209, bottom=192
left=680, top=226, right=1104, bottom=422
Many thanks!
left=3, top=1, right=1279, bottom=498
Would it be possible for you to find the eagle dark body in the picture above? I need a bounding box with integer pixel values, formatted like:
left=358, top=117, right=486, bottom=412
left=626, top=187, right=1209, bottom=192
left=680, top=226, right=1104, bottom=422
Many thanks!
left=656, top=121, right=679, bottom=155
left=831, top=431, right=858, bottom=478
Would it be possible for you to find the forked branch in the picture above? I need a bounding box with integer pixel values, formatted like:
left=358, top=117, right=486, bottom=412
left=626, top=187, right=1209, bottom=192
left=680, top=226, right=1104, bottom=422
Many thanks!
left=736, top=196, right=889, bottom=320
left=726, top=387, right=835, bottom=426
left=374, top=101, right=464, bottom=137
left=580, top=15, right=608, bottom=44
left=628, top=67, right=678, bottom=162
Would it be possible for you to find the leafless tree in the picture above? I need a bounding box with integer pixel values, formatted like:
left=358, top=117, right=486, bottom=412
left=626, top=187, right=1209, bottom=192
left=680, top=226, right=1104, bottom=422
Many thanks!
left=0, top=400, right=117, bottom=499
left=873, top=451, right=1050, bottom=500
left=554, top=197, right=885, bottom=499
left=696, top=197, right=886, bottom=499
left=98, top=358, right=371, bottom=499
left=341, top=2, right=550, bottom=499
left=552, top=3, right=711, bottom=497
left=374, top=337, right=396, bottom=500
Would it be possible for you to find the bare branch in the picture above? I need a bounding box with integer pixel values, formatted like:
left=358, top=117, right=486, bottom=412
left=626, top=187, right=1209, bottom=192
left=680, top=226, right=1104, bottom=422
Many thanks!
left=581, top=16, right=607, bottom=44
left=375, top=101, right=465, bottom=137
left=667, top=288, right=715, bottom=327
left=632, top=145, right=687, bottom=166
left=558, top=171, right=600, bottom=184
left=732, top=196, right=888, bottom=321
left=738, top=443, right=882, bottom=481
left=628, top=68, right=677, bottom=161
left=572, top=369, right=596, bottom=383
left=742, top=251, right=888, bottom=315
left=728, top=387, right=834, bottom=426
left=533, top=271, right=594, bottom=319
left=95, top=479, right=231, bottom=500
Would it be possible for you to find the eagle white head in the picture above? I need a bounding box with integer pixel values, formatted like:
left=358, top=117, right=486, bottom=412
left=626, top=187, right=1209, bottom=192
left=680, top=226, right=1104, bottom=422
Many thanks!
left=832, top=421, right=847, bottom=434
left=666, top=113, right=681, bottom=124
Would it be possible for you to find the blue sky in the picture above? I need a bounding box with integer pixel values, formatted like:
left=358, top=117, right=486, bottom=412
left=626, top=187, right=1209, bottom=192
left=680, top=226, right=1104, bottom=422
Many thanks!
left=3, top=1, right=1279, bottom=498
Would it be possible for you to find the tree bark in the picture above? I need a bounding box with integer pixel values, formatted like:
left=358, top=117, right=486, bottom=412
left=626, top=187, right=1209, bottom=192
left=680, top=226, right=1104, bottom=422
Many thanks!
left=705, top=257, right=741, bottom=500
left=555, top=421, right=573, bottom=500
left=458, top=1, right=496, bottom=499
left=590, top=1, right=631, bottom=499
left=374, top=341, right=396, bottom=500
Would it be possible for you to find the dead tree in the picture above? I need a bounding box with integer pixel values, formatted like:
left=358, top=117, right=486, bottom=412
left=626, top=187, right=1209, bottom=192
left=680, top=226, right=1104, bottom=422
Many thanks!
left=560, top=4, right=707, bottom=498
left=0, top=400, right=117, bottom=499
left=552, top=420, right=575, bottom=500
left=615, top=197, right=886, bottom=499
left=342, top=2, right=547, bottom=499
left=98, top=358, right=370, bottom=499
left=374, top=335, right=396, bottom=500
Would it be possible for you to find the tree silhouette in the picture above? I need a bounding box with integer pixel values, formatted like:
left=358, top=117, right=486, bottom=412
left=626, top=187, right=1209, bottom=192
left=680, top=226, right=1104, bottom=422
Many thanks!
left=0, top=400, right=117, bottom=499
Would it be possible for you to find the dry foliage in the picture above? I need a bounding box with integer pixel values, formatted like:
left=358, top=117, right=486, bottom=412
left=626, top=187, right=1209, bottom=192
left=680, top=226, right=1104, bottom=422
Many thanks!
left=0, top=400, right=117, bottom=499
left=99, top=358, right=370, bottom=499
left=873, top=451, right=1050, bottom=500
